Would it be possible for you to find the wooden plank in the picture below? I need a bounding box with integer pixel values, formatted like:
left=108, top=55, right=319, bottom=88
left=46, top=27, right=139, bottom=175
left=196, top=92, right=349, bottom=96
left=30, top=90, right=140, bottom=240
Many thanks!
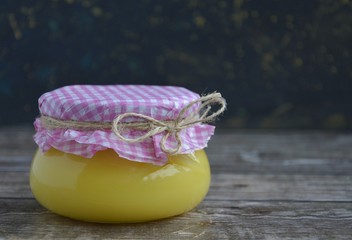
left=1, top=127, right=352, bottom=175
left=0, top=156, right=32, bottom=172
left=1, top=198, right=351, bottom=239
left=1, top=172, right=351, bottom=201
left=0, top=126, right=35, bottom=172
left=0, top=172, right=32, bottom=198
left=0, top=125, right=35, bottom=149
left=207, top=131, right=352, bottom=175
left=2, top=150, right=351, bottom=175
left=209, top=174, right=352, bottom=201
left=210, top=131, right=352, bottom=161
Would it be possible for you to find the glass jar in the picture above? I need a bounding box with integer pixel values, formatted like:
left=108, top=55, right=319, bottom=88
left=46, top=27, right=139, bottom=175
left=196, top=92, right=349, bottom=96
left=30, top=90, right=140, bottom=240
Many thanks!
left=31, top=85, right=225, bottom=223
left=30, top=148, right=210, bottom=223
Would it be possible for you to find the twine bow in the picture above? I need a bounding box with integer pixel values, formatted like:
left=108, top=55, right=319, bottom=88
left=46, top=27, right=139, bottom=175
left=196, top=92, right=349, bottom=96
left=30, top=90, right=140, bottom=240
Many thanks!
left=40, top=92, right=226, bottom=155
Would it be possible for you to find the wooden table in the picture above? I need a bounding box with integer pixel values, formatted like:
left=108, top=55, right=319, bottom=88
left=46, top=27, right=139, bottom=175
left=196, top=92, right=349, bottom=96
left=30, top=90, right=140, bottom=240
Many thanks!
left=1, top=126, right=351, bottom=239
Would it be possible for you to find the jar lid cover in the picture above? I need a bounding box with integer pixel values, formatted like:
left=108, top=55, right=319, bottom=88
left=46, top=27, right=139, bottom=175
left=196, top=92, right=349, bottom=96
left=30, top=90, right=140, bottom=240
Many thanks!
left=34, top=85, right=223, bottom=165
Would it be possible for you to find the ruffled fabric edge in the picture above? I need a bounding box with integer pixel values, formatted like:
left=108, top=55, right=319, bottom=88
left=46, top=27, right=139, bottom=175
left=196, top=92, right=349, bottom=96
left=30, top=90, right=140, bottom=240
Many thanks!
left=33, top=118, right=215, bottom=165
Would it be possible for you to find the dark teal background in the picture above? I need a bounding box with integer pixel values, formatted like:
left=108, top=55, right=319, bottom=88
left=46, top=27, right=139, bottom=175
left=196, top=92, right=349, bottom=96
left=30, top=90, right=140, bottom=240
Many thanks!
left=1, top=0, right=351, bottom=128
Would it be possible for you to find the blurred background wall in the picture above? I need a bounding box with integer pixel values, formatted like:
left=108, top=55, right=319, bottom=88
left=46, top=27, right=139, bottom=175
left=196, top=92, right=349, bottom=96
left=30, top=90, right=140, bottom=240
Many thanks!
left=1, top=0, right=351, bottom=129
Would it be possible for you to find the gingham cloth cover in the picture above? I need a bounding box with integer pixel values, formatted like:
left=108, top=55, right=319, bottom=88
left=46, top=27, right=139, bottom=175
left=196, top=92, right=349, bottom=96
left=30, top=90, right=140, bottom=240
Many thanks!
left=34, top=85, right=215, bottom=165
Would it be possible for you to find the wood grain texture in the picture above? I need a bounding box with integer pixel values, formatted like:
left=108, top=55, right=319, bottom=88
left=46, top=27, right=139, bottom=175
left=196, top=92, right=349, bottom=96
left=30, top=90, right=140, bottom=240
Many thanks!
left=1, top=172, right=352, bottom=201
left=0, top=126, right=352, bottom=239
left=1, top=199, right=351, bottom=239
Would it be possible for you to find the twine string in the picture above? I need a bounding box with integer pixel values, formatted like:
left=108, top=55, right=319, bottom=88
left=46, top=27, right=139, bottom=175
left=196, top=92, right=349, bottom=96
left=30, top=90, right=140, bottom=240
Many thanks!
left=41, top=92, right=226, bottom=154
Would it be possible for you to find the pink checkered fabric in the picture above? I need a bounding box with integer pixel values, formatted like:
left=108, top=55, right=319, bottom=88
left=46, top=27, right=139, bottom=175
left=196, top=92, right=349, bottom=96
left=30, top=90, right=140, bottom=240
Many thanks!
left=33, top=85, right=215, bottom=165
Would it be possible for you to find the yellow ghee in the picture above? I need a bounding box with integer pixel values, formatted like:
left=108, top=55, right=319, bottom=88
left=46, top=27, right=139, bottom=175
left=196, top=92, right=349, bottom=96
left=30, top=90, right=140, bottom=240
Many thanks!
left=30, top=148, right=210, bottom=223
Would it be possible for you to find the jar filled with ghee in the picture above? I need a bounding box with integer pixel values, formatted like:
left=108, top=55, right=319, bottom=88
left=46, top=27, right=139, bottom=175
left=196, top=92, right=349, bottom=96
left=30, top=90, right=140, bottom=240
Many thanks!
left=30, top=85, right=226, bottom=223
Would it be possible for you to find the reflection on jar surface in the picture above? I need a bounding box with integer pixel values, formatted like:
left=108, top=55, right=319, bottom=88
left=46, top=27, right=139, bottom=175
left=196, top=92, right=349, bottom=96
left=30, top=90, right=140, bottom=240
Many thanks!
left=30, top=148, right=211, bottom=223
